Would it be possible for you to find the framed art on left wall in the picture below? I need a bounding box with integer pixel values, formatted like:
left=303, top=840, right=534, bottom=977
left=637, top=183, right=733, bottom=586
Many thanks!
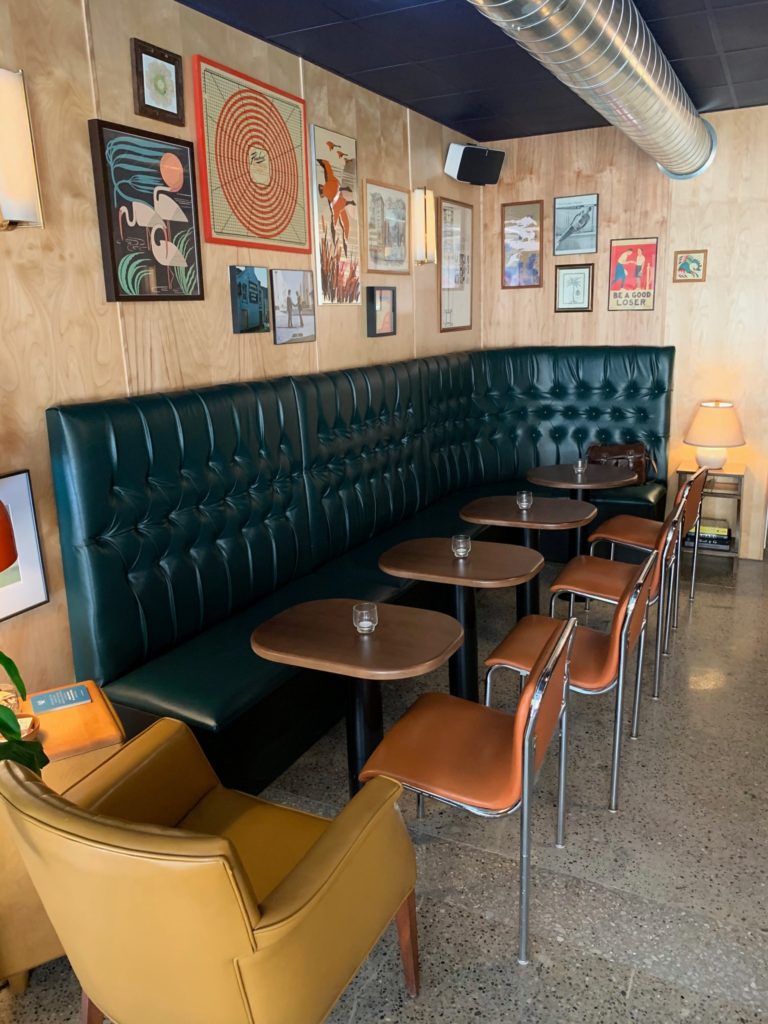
left=0, top=471, right=48, bottom=623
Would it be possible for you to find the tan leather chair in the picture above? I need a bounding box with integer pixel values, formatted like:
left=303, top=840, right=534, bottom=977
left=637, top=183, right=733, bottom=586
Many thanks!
left=485, top=551, right=657, bottom=813
left=0, top=718, right=418, bottom=1024
left=360, top=617, right=576, bottom=967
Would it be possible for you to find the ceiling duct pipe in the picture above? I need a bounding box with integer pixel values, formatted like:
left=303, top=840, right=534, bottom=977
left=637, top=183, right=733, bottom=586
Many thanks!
left=465, top=0, right=717, bottom=179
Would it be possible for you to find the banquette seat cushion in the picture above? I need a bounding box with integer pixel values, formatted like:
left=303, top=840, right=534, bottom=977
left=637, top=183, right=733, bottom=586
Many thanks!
left=47, top=345, right=674, bottom=788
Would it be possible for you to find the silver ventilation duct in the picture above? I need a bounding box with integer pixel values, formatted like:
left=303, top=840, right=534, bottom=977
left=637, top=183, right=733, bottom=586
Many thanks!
left=465, top=0, right=716, bottom=178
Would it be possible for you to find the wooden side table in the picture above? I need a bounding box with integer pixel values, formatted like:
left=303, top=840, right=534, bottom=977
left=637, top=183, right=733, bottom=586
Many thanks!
left=676, top=461, right=745, bottom=563
left=20, top=680, right=125, bottom=762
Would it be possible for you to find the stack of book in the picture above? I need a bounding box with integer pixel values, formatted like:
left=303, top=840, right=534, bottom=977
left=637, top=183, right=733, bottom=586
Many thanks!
left=685, top=518, right=731, bottom=550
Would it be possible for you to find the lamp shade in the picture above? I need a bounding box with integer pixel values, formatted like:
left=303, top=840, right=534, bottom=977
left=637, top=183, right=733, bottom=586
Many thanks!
left=0, top=68, right=43, bottom=227
left=0, top=501, right=18, bottom=573
left=684, top=400, right=745, bottom=469
left=412, top=187, right=436, bottom=264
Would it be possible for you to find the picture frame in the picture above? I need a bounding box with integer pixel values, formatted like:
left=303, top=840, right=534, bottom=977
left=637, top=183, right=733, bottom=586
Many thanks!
left=365, top=180, right=409, bottom=274
left=439, top=197, right=473, bottom=331
left=311, top=125, right=361, bottom=303
left=131, top=38, right=185, bottom=127
left=608, top=237, right=658, bottom=311
left=366, top=286, right=397, bottom=337
left=270, top=269, right=316, bottom=344
left=555, top=263, right=594, bottom=312
left=673, top=249, right=708, bottom=283
left=501, top=200, right=543, bottom=288
left=88, top=119, right=204, bottom=302
left=229, top=266, right=271, bottom=334
left=193, top=56, right=311, bottom=253
left=0, top=470, right=48, bottom=623
left=553, top=193, right=598, bottom=256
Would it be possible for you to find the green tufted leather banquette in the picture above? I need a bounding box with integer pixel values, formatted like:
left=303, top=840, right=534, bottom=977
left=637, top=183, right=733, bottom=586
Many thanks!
left=47, top=345, right=674, bottom=789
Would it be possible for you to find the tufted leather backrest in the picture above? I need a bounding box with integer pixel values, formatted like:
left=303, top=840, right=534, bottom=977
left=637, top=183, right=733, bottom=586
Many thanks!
left=420, top=353, right=480, bottom=501
left=470, top=347, right=674, bottom=482
left=47, top=381, right=312, bottom=683
left=292, top=361, right=428, bottom=564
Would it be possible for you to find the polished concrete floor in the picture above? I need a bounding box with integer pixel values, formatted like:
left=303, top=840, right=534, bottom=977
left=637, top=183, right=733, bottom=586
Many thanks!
left=2, top=556, right=767, bottom=1023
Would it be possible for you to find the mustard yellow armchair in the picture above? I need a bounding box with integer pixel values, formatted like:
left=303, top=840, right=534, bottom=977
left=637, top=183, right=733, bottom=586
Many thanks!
left=0, top=719, right=418, bottom=1024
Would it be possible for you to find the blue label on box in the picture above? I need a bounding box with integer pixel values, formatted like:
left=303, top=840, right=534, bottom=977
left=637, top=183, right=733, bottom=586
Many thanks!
left=30, top=684, right=92, bottom=714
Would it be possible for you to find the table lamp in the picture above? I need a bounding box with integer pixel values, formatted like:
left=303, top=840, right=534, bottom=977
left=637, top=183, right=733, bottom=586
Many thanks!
left=0, top=500, right=18, bottom=573
left=683, top=400, right=745, bottom=469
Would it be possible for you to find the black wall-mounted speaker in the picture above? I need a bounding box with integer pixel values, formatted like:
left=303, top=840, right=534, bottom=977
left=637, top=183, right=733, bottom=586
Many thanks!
left=444, top=143, right=506, bottom=185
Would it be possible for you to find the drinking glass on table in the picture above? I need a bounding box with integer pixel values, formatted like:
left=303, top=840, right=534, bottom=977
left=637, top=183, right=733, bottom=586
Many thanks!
left=516, top=490, right=533, bottom=512
left=574, top=457, right=588, bottom=475
left=353, top=602, right=378, bottom=634
left=451, top=534, right=472, bottom=559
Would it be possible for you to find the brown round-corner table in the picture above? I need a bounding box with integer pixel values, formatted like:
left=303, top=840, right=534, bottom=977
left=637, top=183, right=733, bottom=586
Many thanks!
left=378, top=538, right=543, bottom=705
left=526, top=463, right=638, bottom=556
left=460, top=496, right=597, bottom=615
left=251, top=598, right=463, bottom=796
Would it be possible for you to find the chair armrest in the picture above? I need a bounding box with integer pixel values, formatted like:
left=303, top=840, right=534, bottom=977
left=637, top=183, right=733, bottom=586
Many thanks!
left=63, top=718, right=219, bottom=826
left=238, top=777, right=416, bottom=1024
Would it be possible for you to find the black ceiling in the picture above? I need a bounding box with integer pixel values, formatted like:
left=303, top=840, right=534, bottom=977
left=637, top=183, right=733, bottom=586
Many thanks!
left=178, top=0, right=768, bottom=141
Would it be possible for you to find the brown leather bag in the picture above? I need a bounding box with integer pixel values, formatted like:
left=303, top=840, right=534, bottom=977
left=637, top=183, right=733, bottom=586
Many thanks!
left=586, top=442, right=656, bottom=484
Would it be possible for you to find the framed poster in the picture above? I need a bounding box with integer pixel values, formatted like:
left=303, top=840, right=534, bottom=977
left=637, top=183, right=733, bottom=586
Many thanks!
left=0, top=471, right=48, bottom=623
left=608, top=237, right=658, bottom=311
left=229, top=266, right=270, bottom=334
left=366, top=286, right=396, bottom=337
left=365, top=180, right=409, bottom=274
left=673, top=249, right=708, bottom=282
left=270, top=269, right=316, bottom=344
left=439, top=197, right=472, bottom=331
left=311, top=125, right=361, bottom=304
left=131, top=38, right=184, bottom=127
left=555, top=264, right=593, bottom=312
left=553, top=193, right=598, bottom=255
left=88, top=119, right=204, bottom=301
left=193, top=55, right=311, bottom=253
left=502, top=200, right=542, bottom=288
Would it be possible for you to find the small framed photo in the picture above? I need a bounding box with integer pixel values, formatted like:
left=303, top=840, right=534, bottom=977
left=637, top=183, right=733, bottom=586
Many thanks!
left=502, top=200, right=542, bottom=288
left=365, top=181, right=409, bottom=274
left=0, top=471, right=48, bottom=623
left=673, top=249, right=708, bottom=283
left=366, top=286, right=397, bottom=337
left=608, top=237, right=658, bottom=311
left=131, top=39, right=184, bottom=127
left=229, top=266, right=270, bottom=334
left=553, top=193, right=598, bottom=255
left=555, top=264, right=593, bottom=312
left=270, top=269, right=316, bottom=344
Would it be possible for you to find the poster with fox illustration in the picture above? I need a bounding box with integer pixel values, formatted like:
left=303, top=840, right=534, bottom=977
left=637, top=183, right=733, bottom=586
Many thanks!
left=310, top=126, right=361, bottom=304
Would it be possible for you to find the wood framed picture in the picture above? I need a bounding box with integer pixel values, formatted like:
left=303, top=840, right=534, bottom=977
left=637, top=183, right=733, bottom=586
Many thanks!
left=0, top=470, right=48, bottom=623
left=229, top=266, right=270, bottom=334
left=502, top=200, right=542, bottom=288
left=608, top=237, right=658, bottom=311
left=555, top=263, right=594, bottom=312
left=193, top=56, right=311, bottom=253
left=365, top=180, right=409, bottom=274
left=270, top=269, right=316, bottom=344
left=311, top=125, right=361, bottom=304
left=88, top=119, right=204, bottom=301
left=553, top=193, right=598, bottom=255
left=673, top=249, right=708, bottom=282
left=131, top=38, right=184, bottom=127
left=366, top=286, right=397, bottom=337
left=439, top=197, right=473, bottom=331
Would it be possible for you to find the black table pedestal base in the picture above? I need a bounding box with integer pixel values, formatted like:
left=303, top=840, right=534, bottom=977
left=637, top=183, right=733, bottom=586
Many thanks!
left=448, top=585, right=479, bottom=703
left=345, top=676, right=383, bottom=795
left=516, top=527, right=540, bottom=617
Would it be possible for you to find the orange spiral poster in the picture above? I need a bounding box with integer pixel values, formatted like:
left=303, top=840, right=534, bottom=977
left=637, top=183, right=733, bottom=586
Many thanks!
left=608, top=237, right=658, bottom=311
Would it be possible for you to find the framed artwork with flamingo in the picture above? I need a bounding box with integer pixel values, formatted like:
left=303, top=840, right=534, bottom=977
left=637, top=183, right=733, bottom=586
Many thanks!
left=310, top=125, right=361, bottom=304
left=88, top=119, right=204, bottom=301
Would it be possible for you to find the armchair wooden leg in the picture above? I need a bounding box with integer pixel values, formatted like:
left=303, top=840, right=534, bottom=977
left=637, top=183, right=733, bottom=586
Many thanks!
left=81, top=990, right=105, bottom=1024
left=395, top=889, right=420, bottom=997
left=8, top=971, right=29, bottom=994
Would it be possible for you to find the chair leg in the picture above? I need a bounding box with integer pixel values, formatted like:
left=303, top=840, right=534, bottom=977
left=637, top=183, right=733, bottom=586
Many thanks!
left=630, top=624, right=647, bottom=739
left=663, top=558, right=675, bottom=657
left=672, top=533, right=682, bottom=631
left=652, top=574, right=666, bottom=701
left=80, top=991, right=105, bottom=1024
left=416, top=793, right=425, bottom=819
left=690, top=515, right=702, bottom=602
left=609, top=652, right=627, bottom=812
left=555, top=704, right=568, bottom=848
left=7, top=971, right=29, bottom=994
left=395, top=889, right=420, bottom=997
left=518, top=737, right=534, bottom=966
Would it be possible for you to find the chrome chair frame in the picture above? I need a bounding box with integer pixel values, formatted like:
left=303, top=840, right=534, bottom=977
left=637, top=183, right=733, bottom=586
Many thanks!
left=488, top=553, right=656, bottom=814
left=400, top=618, right=576, bottom=967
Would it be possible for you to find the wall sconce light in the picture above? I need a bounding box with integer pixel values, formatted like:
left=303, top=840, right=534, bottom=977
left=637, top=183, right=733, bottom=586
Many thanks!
left=0, top=68, right=44, bottom=230
left=684, top=399, right=745, bottom=469
left=412, top=187, right=436, bottom=265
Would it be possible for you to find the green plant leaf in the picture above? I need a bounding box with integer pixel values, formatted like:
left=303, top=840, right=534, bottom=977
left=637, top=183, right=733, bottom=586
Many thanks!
left=0, top=650, right=26, bottom=699
left=0, top=738, right=49, bottom=774
left=0, top=705, right=21, bottom=739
